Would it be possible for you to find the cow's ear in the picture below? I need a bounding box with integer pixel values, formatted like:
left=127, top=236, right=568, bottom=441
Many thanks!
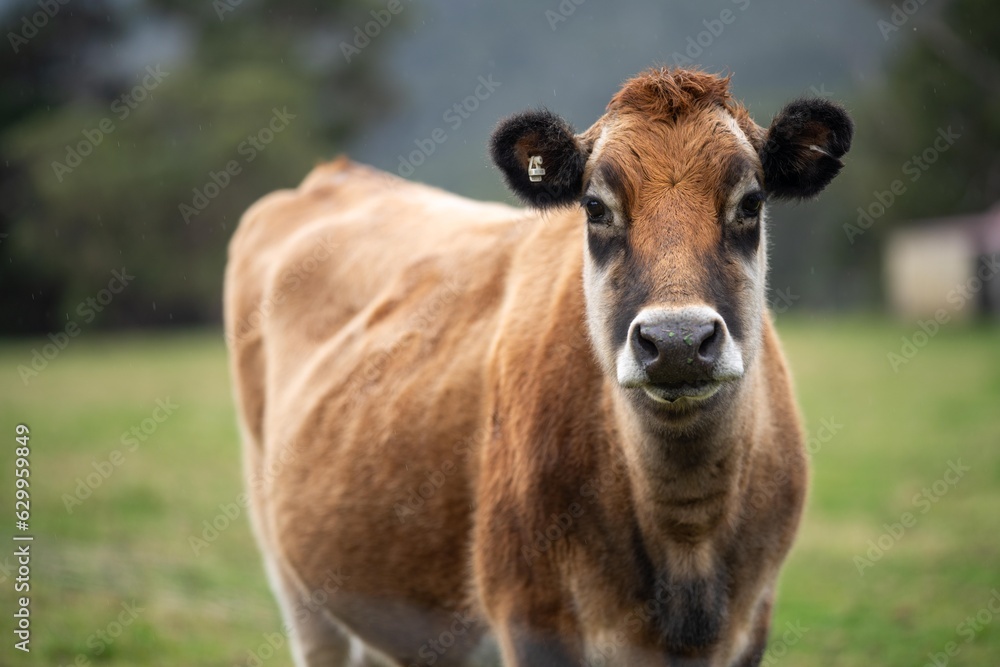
left=760, top=99, right=853, bottom=200
left=490, top=109, right=587, bottom=208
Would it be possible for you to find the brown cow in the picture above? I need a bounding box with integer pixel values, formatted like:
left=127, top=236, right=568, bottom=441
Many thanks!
left=225, top=68, right=852, bottom=667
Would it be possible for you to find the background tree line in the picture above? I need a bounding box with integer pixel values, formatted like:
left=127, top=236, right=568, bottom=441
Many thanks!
left=1, top=0, right=996, bottom=335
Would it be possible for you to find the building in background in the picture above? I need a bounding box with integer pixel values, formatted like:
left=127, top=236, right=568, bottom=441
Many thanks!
left=884, top=203, right=1000, bottom=321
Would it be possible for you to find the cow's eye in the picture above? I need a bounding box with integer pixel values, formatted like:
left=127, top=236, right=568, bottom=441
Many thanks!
left=584, top=198, right=608, bottom=223
left=739, top=191, right=764, bottom=218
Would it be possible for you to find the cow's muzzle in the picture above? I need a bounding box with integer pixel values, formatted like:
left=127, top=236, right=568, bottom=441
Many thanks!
left=617, top=306, right=744, bottom=404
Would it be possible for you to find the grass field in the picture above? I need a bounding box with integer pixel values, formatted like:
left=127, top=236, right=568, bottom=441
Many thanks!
left=0, top=318, right=998, bottom=666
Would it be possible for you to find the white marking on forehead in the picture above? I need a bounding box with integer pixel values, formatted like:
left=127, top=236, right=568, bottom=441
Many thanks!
left=714, top=107, right=756, bottom=156
left=583, top=124, right=611, bottom=183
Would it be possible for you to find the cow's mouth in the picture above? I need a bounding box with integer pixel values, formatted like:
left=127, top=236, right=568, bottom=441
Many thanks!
left=642, top=380, right=722, bottom=405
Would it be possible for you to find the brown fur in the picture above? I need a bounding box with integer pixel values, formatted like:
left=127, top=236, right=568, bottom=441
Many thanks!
left=226, top=70, right=813, bottom=667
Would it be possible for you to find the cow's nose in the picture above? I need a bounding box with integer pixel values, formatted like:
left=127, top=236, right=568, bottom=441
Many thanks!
left=630, top=315, right=723, bottom=385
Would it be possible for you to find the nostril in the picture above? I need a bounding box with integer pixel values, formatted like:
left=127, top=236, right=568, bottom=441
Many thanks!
left=697, top=322, right=722, bottom=363
left=634, top=326, right=659, bottom=360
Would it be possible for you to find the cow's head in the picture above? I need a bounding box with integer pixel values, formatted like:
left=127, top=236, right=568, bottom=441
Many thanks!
left=491, top=68, right=852, bottom=421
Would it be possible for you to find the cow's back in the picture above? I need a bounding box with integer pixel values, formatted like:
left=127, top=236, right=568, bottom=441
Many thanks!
left=224, top=158, right=530, bottom=652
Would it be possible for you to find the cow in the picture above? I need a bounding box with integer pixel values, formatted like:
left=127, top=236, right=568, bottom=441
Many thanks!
left=224, top=67, right=853, bottom=667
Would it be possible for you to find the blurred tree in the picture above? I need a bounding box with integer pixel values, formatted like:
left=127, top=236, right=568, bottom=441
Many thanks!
left=0, top=0, right=397, bottom=333
left=798, top=0, right=1000, bottom=310
left=848, top=0, right=1000, bottom=238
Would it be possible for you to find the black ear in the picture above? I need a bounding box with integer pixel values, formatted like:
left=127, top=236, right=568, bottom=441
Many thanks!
left=490, top=109, right=587, bottom=208
left=760, top=99, right=854, bottom=200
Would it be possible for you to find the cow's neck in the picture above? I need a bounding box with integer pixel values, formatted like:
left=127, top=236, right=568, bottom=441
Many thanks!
left=606, top=363, right=761, bottom=577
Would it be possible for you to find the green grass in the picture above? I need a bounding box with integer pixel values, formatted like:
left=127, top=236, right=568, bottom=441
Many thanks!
left=0, top=332, right=280, bottom=667
left=0, top=319, right=998, bottom=666
left=772, top=316, right=1000, bottom=666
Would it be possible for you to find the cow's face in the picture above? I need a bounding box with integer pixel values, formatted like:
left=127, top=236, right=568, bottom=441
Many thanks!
left=492, top=69, right=852, bottom=419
